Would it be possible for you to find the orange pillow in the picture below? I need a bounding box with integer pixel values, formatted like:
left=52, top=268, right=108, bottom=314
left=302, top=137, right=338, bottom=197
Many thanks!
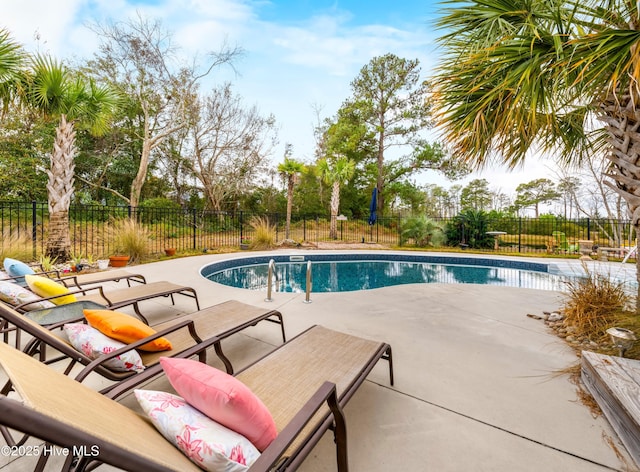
left=83, top=309, right=172, bottom=352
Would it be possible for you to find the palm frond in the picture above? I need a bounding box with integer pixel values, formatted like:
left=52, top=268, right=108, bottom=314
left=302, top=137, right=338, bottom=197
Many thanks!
left=27, top=54, right=68, bottom=113
left=433, top=0, right=607, bottom=168
left=0, top=29, right=27, bottom=111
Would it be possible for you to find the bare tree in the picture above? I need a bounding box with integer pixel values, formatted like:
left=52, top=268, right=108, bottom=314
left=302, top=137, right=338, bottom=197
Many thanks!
left=558, top=156, right=629, bottom=244
left=87, top=14, right=241, bottom=206
left=187, top=83, right=277, bottom=211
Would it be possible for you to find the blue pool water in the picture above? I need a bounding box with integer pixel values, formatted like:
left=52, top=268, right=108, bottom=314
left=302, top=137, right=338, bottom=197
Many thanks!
left=201, top=254, right=567, bottom=293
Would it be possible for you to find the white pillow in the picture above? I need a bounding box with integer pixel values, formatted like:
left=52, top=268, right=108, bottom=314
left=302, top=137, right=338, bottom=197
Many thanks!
left=63, top=322, right=144, bottom=372
left=0, top=280, right=55, bottom=311
left=134, top=390, right=260, bottom=472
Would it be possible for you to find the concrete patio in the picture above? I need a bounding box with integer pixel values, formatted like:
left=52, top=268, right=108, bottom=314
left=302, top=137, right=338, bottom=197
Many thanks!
left=1, top=250, right=636, bottom=471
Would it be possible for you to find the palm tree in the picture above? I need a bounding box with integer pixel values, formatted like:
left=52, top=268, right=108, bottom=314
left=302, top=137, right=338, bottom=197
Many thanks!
left=0, top=29, right=26, bottom=113
left=22, top=55, right=120, bottom=260
left=278, top=157, right=306, bottom=241
left=317, top=157, right=356, bottom=239
left=433, top=0, right=640, bottom=302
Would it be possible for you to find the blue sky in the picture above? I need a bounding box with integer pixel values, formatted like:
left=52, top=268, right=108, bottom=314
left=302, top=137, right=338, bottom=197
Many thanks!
left=3, top=0, right=553, bottom=195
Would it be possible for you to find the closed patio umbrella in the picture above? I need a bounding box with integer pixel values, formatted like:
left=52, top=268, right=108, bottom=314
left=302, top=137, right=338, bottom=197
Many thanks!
left=368, top=187, right=377, bottom=226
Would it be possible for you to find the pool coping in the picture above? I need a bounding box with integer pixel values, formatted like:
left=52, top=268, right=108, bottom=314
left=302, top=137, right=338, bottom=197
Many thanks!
left=198, top=251, right=572, bottom=293
left=200, top=252, right=553, bottom=279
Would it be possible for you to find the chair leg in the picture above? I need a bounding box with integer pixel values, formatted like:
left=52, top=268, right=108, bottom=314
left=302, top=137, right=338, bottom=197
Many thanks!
left=214, top=341, right=234, bottom=374
left=327, top=389, right=348, bottom=472
left=131, top=303, right=149, bottom=325
left=383, top=345, right=394, bottom=386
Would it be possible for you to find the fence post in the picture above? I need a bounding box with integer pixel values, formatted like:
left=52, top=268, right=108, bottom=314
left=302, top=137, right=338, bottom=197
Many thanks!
left=518, top=218, right=522, bottom=253
left=192, top=208, right=197, bottom=250
left=31, top=200, right=37, bottom=259
left=586, top=218, right=590, bottom=241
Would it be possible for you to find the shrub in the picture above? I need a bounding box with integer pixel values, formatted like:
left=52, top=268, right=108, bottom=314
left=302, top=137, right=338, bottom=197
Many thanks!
left=106, top=218, right=151, bottom=264
left=400, top=216, right=444, bottom=247
left=562, top=264, right=631, bottom=341
left=445, top=209, right=493, bottom=249
left=249, top=216, right=275, bottom=250
left=38, top=254, right=58, bottom=271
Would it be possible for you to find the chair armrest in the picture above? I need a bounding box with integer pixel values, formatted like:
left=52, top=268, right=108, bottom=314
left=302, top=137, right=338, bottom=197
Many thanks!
left=38, top=269, right=62, bottom=279
left=0, top=269, right=58, bottom=285
left=14, top=286, right=108, bottom=312
left=56, top=274, right=81, bottom=288
left=74, top=318, right=199, bottom=383
left=250, top=381, right=347, bottom=472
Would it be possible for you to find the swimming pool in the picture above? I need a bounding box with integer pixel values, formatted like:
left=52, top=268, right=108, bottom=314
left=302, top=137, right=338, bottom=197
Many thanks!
left=201, top=253, right=569, bottom=293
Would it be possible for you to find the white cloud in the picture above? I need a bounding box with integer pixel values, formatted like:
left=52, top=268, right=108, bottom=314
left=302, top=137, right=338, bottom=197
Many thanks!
left=2, top=0, right=85, bottom=55
left=1, top=0, right=550, bottom=195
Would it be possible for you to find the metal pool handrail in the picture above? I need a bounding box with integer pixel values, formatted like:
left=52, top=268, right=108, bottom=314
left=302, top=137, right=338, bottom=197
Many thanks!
left=265, top=259, right=277, bottom=302
left=304, top=260, right=312, bottom=304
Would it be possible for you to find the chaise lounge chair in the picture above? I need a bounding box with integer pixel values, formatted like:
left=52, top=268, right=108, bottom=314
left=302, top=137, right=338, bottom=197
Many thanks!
left=0, top=299, right=285, bottom=390
left=0, top=340, right=347, bottom=472
left=16, top=280, right=200, bottom=323
left=0, top=324, right=392, bottom=471
left=55, top=269, right=147, bottom=289
left=108, top=324, right=394, bottom=470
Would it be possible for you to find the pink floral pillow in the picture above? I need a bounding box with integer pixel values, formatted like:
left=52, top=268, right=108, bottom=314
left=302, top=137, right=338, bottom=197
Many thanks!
left=134, top=390, right=260, bottom=471
left=63, top=322, right=145, bottom=372
left=0, top=280, right=55, bottom=311
left=160, top=357, right=277, bottom=451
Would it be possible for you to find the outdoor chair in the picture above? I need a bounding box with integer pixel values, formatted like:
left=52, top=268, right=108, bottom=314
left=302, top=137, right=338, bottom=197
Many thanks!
left=0, top=340, right=348, bottom=472
left=0, top=299, right=285, bottom=390
left=54, top=269, right=147, bottom=289
left=106, top=324, right=394, bottom=471
left=551, top=231, right=578, bottom=253
left=15, top=279, right=200, bottom=323
left=2, top=258, right=146, bottom=289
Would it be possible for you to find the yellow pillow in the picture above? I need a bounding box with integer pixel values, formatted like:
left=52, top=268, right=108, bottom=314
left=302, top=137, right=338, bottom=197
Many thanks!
left=25, top=274, right=77, bottom=305
left=83, top=309, right=173, bottom=352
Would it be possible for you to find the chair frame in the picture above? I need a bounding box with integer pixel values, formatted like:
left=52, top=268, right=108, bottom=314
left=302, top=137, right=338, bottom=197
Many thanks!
left=55, top=269, right=147, bottom=289
left=0, top=340, right=348, bottom=472
left=0, top=299, right=286, bottom=388
left=15, top=281, right=200, bottom=322
left=107, top=324, right=394, bottom=471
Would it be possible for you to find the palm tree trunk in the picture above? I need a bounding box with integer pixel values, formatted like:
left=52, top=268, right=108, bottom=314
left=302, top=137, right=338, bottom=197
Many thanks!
left=45, top=114, right=75, bottom=260
left=329, top=181, right=340, bottom=239
left=599, top=93, right=640, bottom=311
left=285, top=179, right=294, bottom=240
left=47, top=211, right=71, bottom=260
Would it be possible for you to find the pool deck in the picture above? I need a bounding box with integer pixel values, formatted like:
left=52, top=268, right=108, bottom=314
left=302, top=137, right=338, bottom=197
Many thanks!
left=2, top=250, right=637, bottom=471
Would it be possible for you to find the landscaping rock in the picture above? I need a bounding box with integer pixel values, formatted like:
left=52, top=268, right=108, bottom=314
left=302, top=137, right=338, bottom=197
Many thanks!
left=548, top=312, right=564, bottom=322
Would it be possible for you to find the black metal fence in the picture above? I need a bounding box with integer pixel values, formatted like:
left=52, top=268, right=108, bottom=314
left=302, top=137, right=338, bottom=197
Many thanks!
left=0, top=201, right=635, bottom=260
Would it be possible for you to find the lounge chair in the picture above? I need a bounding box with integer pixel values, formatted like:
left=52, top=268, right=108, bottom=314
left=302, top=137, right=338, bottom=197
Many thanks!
left=0, top=324, right=392, bottom=471
left=235, top=325, right=393, bottom=470
left=0, top=340, right=347, bottom=472
left=55, top=269, right=147, bottom=289
left=0, top=299, right=285, bottom=388
left=16, top=280, right=200, bottom=323
left=108, top=324, right=393, bottom=469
